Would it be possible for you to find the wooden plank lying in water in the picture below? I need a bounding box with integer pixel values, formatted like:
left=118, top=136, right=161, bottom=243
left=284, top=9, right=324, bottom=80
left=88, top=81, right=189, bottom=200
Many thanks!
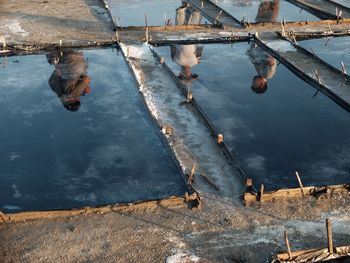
left=244, top=184, right=350, bottom=205
left=275, top=245, right=350, bottom=262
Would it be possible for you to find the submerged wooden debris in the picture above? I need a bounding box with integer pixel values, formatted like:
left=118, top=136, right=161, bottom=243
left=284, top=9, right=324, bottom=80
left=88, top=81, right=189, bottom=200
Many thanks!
left=244, top=179, right=350, bottom=205
left=273, top=219, right=350, bottom=262
left=274, top=246, right=350, bottom=262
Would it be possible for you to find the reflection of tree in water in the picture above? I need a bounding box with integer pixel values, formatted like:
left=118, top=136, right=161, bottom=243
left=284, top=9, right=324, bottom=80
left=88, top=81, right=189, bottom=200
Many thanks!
left=47, top=50, right=91, bottom=112
left=171, top=2, right=204, bottom=86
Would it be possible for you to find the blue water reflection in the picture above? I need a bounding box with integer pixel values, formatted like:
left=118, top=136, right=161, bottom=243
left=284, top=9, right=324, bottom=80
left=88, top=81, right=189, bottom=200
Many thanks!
left=0, top=48, right=186, bottom=212
left=156, top=42, right=350, bottom=190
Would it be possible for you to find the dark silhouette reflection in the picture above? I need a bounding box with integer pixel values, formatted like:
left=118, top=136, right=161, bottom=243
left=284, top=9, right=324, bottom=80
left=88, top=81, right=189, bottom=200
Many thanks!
left=47, top=50, right=91, bottom=111
left=171, top=2, right=204, bottom=85
left=247, top=42, right=277, bottom=93
left=256, top=0, right=280, bottom=23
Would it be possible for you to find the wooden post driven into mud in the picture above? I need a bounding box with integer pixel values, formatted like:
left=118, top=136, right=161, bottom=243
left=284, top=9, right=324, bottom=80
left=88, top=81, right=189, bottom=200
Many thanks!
left=295, top=171, right=305, bottom=196
left=284, top=231, right=292, bottom=259
left=259, top=184, right=264, bottom=202
left=326, top=218, right=334, bottom=254
left=187, top=163, right=196, bottom=185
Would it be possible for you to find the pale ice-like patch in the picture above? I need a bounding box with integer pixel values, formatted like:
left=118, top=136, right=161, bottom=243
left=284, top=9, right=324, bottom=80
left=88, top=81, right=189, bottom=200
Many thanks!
left=12, top=184, right=22, bottom=198
left=166, top=250, right=200, bottom=263
left=244, top=155, right=266, bottom=172
left=83, top=164, right=100, bottom=179
left=265, top=40, right=297, bottom=52
left=3, top=205, right=21, bottom=210
left=72, top=192, right=97, bottom=202
left=7, top=20, right=29, bottom=37
left=10, top=152, right=21, bottom=161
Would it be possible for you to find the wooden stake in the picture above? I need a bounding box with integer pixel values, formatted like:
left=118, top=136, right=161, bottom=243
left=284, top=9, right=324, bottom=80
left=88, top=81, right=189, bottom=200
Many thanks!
left=217, top=134, right=224, bottom=144
left=144, top=13, right=148, bottom=27
left=186, top=89, right=193, bottom=102
left=115, top=31, right=120, bottom=43
left=295, top=171, right=305, bottom=196
left=215, top=10, right=223, bottom=23
left=259, top=184, right=264, bottom=202
left=327, top=22, right=333, bottom=33
left=341, top=61, right=347, bottom=75
left=326, top=218, right=334, bottom=254
left=280, top=22, right=286, bottom=37
left=245, top=178, right=253, bottom=193
left=187, top=163, right=196, bottom=185
left=145, top=27, right=149, bottom=43
left=314, top=69, right=321, bottom=84
left=284, top=231, right=292, bottom=259
left=336, top=8, right=342, bottom=24
left=246, top=178, right=253, bottom=188
left=292, top=35, right=298, bottom=45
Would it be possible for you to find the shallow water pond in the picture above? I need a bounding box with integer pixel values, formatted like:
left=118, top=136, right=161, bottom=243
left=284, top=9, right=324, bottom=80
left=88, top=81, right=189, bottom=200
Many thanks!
left=300, top=36, right=350, bottom=73
left=156, top=42, right=350, bottom=190
left=108, top=0, right=210, bottom=26
left=332, top=0, right=350, bottom=8
left=0, top=48, right=186, bottom=212
left=213, top=0, right=319, bottom=23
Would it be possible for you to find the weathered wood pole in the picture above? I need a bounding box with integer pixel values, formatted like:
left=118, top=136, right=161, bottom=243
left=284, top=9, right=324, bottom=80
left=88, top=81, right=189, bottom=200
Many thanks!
left=259, top=184, right=264, bottom=202
left=284, top=231, right=292, bottom=259
left=295, top=171, right=305, bottom=196
left=326, top=218, right=334, bottom=254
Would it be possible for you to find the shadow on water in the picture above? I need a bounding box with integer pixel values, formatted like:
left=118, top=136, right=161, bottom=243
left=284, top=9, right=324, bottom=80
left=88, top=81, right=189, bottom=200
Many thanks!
left=0, top=48, right=186, bottom=213
left=156, top=42, right=350, bottom=191
left=213, top=0, right=319, bottom=23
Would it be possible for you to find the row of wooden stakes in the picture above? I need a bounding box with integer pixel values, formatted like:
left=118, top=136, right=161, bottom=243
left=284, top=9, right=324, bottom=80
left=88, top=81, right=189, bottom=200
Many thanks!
left=274, top=219, right=350, bottom=262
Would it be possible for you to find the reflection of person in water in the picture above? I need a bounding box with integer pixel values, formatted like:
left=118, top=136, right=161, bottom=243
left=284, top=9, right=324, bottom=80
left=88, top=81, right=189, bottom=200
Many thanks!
left=171, top=2, right=204, bottom=84
left=246, top=1, right=279, bottom=94
left=47, top=50, right=91, bottom=111
left=247, top=43, right=277, bottom=94
left=256, top=0, right=280, bottom=23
